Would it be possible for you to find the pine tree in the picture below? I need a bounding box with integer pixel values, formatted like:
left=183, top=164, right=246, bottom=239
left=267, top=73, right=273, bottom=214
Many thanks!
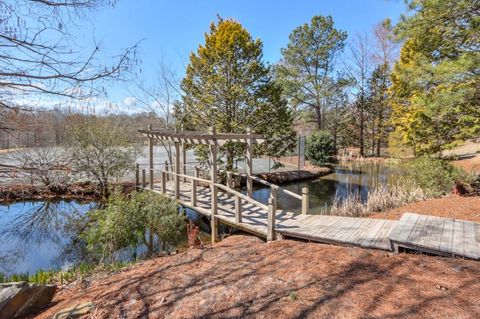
left=276, top=15, right=347, bottom=130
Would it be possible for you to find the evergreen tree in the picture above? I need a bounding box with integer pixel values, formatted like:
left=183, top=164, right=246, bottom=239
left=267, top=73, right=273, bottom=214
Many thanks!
left=178, top=18, right=295, bottom=170
left=276, top=15, right=347, bottom=130
left=367, top=63, right=391, bottom=156
left=390, top=0, right=480, bottom=154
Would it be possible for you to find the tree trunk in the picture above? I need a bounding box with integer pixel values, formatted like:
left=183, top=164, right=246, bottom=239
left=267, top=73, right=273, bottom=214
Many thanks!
left=315, top=104, right=322, bottom=130
left=359, top=109, right=365, bottom=157
left=226, top=146, right=235, bottom=171
left=376, top=112, right=383, bottom=157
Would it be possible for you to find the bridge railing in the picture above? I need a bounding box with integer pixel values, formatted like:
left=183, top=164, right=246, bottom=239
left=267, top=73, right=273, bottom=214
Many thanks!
left=135, top=163, right=309, bottom=241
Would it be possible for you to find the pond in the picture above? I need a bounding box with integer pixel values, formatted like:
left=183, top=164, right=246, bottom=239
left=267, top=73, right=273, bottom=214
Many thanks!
left=0, top=200, right=210, bottom=277
left=250, top=162, right=400, bottom=214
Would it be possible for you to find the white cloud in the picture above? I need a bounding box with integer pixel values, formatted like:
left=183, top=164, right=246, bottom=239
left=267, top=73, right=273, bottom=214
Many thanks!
left=123, top=96, right=137, bottom=107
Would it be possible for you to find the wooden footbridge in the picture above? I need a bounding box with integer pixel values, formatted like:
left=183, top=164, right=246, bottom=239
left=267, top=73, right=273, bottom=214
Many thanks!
left=137, top=127, right=480, bottom=260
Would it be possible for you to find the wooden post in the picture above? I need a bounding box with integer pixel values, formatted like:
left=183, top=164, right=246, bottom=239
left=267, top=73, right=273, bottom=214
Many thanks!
left=160, top=171, right=166, bottom=194
left=191, top=166, right=199, bottom=206
left=234, top=195, right=242, bottom=223
left=209, top=126, right=218, bottom=244
left=246, top=127, right=253, bottom=198
left=270, top=186, right=277, bottom=214
left=181, top=142, right=187, bottom=182
left=174, top=142, right=180, bottom=199
left=135, top=163, right=140, bottom=188
left=226, top=171, right=233, bottom=197
left=164, top=160, right=169, bottom=181
left=141, top=169, right=146, bottom=188
left=149, top=168, right=154, bottom=190
left=148, top=124, right=154, bottom=189
left=267, top=197, right=276, bottom=241
left=301, top=187, right=309, bottom=215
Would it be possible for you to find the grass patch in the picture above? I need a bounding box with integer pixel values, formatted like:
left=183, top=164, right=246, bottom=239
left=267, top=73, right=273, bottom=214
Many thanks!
left=0, top=261, right=133, bottom=285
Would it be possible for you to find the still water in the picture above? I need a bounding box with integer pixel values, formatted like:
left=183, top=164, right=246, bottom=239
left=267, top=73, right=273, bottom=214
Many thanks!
left=251, top=162, right=399, bottom=214
left=0, top=200, right=210, bottom=276
left=0, top=162, right=398, bottom=276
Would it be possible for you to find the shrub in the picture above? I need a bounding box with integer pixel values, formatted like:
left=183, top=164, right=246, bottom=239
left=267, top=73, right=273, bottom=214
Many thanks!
left=306, top=130, right=337, bottom=166
left=84, top=191, right=185, bottom=263
left=400, top=156, right=472, bottom=197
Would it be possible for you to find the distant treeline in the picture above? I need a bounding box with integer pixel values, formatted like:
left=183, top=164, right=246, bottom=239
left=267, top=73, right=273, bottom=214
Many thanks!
left=0, top=109, right=162, bottom=149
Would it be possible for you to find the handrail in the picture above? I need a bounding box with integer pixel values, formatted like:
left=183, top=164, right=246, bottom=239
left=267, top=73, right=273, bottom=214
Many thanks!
left=215, top=183, right=268, bottom=211
left=157, top=169, right=268, bottom=211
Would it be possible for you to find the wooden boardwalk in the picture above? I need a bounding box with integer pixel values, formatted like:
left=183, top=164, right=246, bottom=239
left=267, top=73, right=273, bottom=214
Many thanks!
left=138, top=126, right=480, bottom=261
left=277, top=215, right=397, bottom=251
left=390, top=213, right=480, bottom=259
left=150, top=182, right=480, bottom=259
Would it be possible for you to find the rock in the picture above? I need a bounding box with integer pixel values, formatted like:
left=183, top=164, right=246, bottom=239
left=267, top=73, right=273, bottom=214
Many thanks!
left=53, top=302, right=94, bottom=319
left=0, top=281, right=57, bottom=319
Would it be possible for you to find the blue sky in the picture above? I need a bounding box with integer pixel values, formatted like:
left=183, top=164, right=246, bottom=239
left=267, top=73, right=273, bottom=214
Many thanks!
left=71, top=0, right=407, bottom=112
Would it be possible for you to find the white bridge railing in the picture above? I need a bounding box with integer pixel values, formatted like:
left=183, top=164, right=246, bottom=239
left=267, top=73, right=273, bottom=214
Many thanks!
left=135, top=162, right=309, bottom=241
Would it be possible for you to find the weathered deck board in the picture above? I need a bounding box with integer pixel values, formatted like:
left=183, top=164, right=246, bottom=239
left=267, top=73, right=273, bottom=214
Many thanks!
left=390, top=213, right=480, bottom=260
left=151, top=182, right=480, bottom=260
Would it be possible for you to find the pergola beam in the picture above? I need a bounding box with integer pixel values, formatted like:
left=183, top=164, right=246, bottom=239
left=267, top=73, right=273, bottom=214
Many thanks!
left=139, top=130, right=265, bottom=146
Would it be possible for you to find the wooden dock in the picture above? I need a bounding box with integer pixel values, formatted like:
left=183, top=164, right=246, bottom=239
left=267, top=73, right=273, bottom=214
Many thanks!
left=150, top=181, right=480, bottom=259
left=390, top=213, right=480, bottom=259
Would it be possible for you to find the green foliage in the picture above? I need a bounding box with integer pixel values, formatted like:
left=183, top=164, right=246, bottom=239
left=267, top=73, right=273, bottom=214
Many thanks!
left=277, top=15, right=347, bottom=129
left=0, top=261, right=133, bottom=284
left=367, top=63, right=392, bottom=156
left=400, top=156, right=470, bottom=196
left=390, top=0, right=480, bottom=154
left=0, top=269, right=54, bottom=284
left=305, top=130, right=337, bottom=166
left=67, top=116, right=140, bottom=197
left=178, top=17, right=295, bottom=170
left=84, top=191, right=184, bottom=262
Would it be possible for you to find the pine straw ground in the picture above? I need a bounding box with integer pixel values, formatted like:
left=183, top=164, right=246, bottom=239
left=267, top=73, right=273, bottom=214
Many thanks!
left=36, top=234, right=480, bottom=319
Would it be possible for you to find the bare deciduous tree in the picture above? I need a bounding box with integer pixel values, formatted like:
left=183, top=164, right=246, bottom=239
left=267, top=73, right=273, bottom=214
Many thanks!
left=0, top=0, right=138, bottom=131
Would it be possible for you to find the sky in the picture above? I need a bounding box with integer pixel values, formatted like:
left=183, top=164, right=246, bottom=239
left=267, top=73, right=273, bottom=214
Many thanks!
left=36, top=0, right=409, bottom=113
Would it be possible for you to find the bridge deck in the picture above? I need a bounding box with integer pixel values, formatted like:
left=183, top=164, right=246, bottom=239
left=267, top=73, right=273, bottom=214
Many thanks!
left=390, top=213, right=480, bottom=259
left=150, top=182, right=480, bottom=259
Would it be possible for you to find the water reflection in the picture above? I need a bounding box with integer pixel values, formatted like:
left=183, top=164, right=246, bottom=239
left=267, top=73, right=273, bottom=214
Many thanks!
left=251, top=162, right=399, bottom=214
left=0, top=200, right=210, bottom=276
left=0, top=200, right=93, bottom=275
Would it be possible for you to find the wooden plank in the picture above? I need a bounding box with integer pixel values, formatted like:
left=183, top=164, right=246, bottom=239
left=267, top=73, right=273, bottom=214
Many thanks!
left=358, top=219, right=382, bottom=247
left=329, top=218, right=356, bottom=241
left=388, top=213, right=406, bottom=241
left=439, top=217, right=454, bottom=254
left=335, top=218, right=365, bottom=243
left=463, top=221, right=479, bottom=259
left=319, top=218, right=349, bottom=239
left=452, top=220, right=464, bottom=257
left=361, top=219, right=386, bottom=248
left=406, top=214, right=428, bottom=244
left=474, top=222, right=480, bottom=258
left=390, top=213, right=418, bottom=243
left=350, top=219, right=376, bottom=246
left=424, top=216, right=445, bottom=251
left=370, top=220, right=396, bottom=250
left=416, top=216, right=438, bottom=248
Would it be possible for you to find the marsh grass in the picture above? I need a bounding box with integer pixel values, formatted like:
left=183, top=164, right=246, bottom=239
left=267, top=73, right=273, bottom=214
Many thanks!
left=325, top=183, right=427, bottom=217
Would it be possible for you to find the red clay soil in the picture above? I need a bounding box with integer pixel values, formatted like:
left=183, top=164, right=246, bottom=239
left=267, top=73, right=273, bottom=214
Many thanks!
left=36, top=235, right=480, bottom=319
left=370, top=194, right=480, bottom=222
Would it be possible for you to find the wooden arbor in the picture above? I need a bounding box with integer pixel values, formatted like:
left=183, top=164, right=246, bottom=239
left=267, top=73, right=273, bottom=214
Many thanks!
left=139, top=126, right=267, bottom=242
